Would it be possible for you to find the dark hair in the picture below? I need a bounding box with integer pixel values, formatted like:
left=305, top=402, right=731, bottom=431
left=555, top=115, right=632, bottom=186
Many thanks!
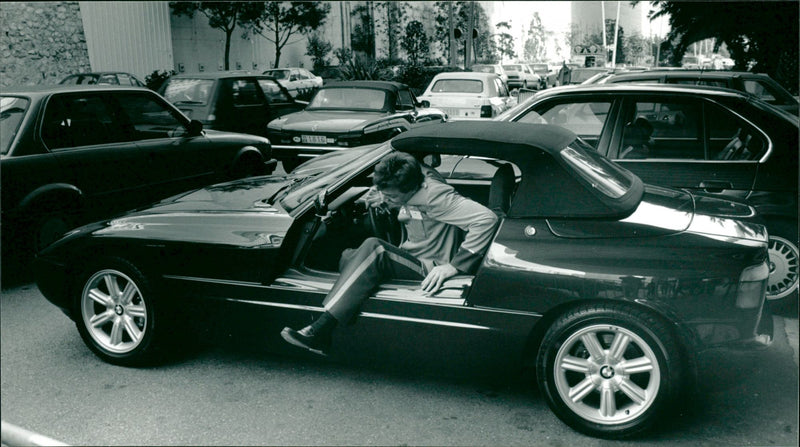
left=373, top=152, right=424, bottom=193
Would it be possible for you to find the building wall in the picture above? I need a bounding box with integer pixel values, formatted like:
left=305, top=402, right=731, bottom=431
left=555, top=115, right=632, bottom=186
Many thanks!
left=0, top=1, right=91, bottom=87
left=79, top=1, right=173, bottom=80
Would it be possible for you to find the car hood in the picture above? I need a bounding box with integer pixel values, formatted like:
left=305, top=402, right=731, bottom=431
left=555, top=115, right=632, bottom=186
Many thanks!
left=268, top=110, right=387, bottom=132
left=548, top=185, right=767, bottom=242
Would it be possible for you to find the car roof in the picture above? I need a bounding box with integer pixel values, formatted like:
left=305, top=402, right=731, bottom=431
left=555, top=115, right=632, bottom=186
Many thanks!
left=2, top=84, right=150, bottom=97
left=392, top=121, right=643, bottom=219
left=168, top=71, right=265, bottom=80
left=530, top=82, right=751, bottom=100
left=430, top=71, right=500, bottom=80
left=320, top=80, right=408, bottom=92
left=609, top=69, right=769, bottom=79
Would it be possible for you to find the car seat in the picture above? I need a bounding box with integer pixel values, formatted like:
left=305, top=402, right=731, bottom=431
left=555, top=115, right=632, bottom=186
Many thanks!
left=620, top=117, right=653, bottom=159
left=487, top=163, right=516, bottom=216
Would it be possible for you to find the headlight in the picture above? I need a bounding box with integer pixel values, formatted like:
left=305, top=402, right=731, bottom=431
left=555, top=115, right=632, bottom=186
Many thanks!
left=735, top=261, right=769, bottom=309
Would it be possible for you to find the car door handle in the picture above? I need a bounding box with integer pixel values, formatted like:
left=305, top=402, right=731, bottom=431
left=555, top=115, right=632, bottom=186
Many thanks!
left=699, top=181, right=732, bottom=192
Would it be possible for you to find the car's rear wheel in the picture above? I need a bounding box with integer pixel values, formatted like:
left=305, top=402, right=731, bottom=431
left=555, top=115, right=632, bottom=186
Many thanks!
left=75, top=258, right=162, bottom=366
left=536, top=304, right=683, bottom=439
left=765, top=221, right=798, bottom=304
left=282, top=157, right=303, bottom=173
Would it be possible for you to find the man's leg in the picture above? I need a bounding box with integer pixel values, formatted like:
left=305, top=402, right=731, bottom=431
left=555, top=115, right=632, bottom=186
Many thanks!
left=281, top=237, right=425, bottom=355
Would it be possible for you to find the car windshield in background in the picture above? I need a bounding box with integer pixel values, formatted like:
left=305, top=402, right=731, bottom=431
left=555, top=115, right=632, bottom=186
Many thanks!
left=306, top=88, right=387, bottom=111
left=571, top=69, right=607, bottom=83
left=472, top=66, right=496, bottom=74
left=0, top=96, right=29, bottom=155
left=264, top=69, right=290, bottom=80
left=560, top=138, right=635, bottom=198
left=430, top=79, right=484, bottom=94
left=503, top=65, right=523, bottom=72
left=162, top=79, right=215, bottom=105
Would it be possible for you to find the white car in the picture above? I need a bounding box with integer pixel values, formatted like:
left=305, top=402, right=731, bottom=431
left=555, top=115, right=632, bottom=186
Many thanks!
left=470, top=64, right=509, bottom=87
left=418, top=72, right=513, bottom=119
left=262, top=67, right=322, bottom=97
left=502, top=64, right=541, bottom=90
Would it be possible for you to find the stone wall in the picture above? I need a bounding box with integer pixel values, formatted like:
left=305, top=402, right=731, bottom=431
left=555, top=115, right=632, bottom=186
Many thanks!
left=0, top=2, right=91, bottom=88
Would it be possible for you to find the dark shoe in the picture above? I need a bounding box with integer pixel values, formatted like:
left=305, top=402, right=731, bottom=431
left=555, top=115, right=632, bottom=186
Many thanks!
left=280, top=326, right=331, bottom=356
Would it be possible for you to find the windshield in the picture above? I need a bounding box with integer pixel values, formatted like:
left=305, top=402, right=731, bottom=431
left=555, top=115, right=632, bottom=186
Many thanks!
left=571, top=69, right=607, bottom=83
left=307, top=88, right=388, bottom=111
left=280, top=143, right=392, bottom=213
left=264, top=69, right=290, bottom=80
left=1, top=96, right=29, bottom=154
left=430, top=79, right=484, bottom=94
left=163, top=79, right=214, bottom=105
left=503, top=65, right=523, bottom=72
left=560, top=138, right=634, bottom=199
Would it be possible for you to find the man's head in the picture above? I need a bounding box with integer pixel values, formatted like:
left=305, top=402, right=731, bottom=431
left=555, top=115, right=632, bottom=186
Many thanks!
left=373, top=152, right=424, bottom=207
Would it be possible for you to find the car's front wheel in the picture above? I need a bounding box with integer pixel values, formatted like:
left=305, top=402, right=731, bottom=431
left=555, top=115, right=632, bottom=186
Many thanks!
left=536, top=304, right=684, bottom=439
left=75, top=258, right=162, bottom=366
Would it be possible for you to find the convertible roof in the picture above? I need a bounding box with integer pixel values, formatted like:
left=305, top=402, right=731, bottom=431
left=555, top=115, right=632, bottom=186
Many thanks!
left=321, top=80, right=408, bottom=92
left=393, top=121, right=643, bottom=219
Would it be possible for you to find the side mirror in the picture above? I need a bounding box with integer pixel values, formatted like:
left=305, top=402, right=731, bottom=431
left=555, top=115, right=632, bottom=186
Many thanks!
left=421, top=100, right=430, bottom=108
left=187, top=119, right=203, bottom=136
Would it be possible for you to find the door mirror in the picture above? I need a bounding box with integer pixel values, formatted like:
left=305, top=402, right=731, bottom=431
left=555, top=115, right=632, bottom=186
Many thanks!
left=421, top=100, right=430, bottom=108
left=187, top=119, right=203, bottom=136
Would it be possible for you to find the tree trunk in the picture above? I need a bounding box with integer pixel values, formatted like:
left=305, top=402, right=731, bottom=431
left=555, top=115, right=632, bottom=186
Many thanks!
left=224, top=28, right=232, bottom=70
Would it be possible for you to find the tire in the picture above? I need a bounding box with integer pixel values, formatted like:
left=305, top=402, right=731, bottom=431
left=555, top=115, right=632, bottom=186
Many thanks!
left=231, top=155, right=264, bottom=179
left=765, top=220, right=799, bottom=304
left=536, top=304, right=684, bottom=439
left=282, top=157, right=303, bottom=173
left=33, top=212, right=76, bottom=254
left=74, top=258, right=163, bottom=366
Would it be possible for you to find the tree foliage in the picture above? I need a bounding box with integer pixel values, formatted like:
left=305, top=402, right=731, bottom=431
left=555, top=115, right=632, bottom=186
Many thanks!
left=169, top=2, right=262, bottom=70
left=646, top=1, right=798, bottom=93
left=494, top=21, right=516, bottom=62
left=306, top=32, right=332, bottom=73
left=374, top=2, right=409, bottom=62
left=402, top=21, right=430, bottom=64
left=243, top=1, right=330, bottom=68
left=350, top=3, right=375, bottom=57
left=433, top=1, right=495, bottom=65
left=523, top=13, right=546, bottom=62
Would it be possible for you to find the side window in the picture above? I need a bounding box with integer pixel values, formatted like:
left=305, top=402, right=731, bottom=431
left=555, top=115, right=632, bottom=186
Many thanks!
left=705, top=102, right=766, bottom=160
left=257, top=79, right=292, bottom=104
left=114, top=92, right=188, bottom=140
left=117, top=74, right=134, bottom=86
left=522, top=101, right=612, bottom=148
left=97, top=74, right=119, bottom=85
left=743, top=79, right=778, bottom=103
left=666, top=77, right=727, bottom=88
left=41, top=94, right=127, bottom=149
left=621, top=99, right=703, bottom=159
left=397, top=89, right=414, bottom=110
left=231, top=79, right=262, bottom=106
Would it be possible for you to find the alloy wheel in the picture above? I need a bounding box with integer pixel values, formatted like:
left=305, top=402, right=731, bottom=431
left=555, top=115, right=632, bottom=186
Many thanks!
left=81, top=269, right=148, bottom=354
left=766, top=235, right=799, bottom=300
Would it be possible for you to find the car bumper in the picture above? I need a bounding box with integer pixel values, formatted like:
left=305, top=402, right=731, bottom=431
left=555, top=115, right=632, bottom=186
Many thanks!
left=271, top=144, right=347, bottom=161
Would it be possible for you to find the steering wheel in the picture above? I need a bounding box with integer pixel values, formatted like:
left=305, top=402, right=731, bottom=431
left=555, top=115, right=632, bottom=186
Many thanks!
left=367, top=206, right=403, bottom=246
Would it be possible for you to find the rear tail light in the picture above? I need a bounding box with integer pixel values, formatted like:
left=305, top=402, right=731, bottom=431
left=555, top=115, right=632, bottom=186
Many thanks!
left=480, top=105, right=493, bottom=118
left=735, top=262, right=769, bottom=309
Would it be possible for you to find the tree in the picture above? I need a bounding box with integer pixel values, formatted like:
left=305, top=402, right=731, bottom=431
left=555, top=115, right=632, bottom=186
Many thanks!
left=494, top=21, right=515, bottom=62
left=605, top=19, right=626, bottom=64
left=243, top=1, right=331, bottom=68
left=625, top=33, right=648, bottom=65
left=402, top=21, right=429, bottom=65
left=350, top=3, right=375, bottom=58
left=306, top=33, right=332, bottom=72
left=524, top=13, right=546, bottom=61
left=433, top=1, right=494, bottom=65
left=169, top=2, right=261, bottom=70
left=374, top=1, right=409, bottom=62
left=645, top=1, right=798, bottom=93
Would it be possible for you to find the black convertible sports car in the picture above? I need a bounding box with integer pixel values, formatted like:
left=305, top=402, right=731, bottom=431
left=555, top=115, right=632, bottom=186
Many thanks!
left=35, top=122, right=773, bottom=439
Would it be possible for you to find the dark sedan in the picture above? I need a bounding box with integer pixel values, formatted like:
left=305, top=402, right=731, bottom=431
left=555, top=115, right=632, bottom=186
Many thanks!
left=498, top=83, right=799, bottom=305
left=35, top=122, right=772, bottom=439
left=1, top=85, right=273, bottom=269
left=266, top=80, right=447, bottom=172
left=59, top=71, right=146, bottom=87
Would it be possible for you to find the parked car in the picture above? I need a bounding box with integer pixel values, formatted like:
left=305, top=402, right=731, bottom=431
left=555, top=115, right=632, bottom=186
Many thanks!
left=34, top=121, right=773, bottom=439
left=262, top=67, right=323, bottom=98
left=529, top=62, right=558, bottom=88
left=497, top=83, right=799, bottom=304
left=502, top=64, right=541, bottom=90
left=0, top=85, right=273, bottom=268
left=599, top=69, right=799, bottom=115
left=471, top=64, right=509, bottom=86
left=59, top=72, right=146, bottom=87
left=417, top=72, right=513, bottom=119
left=266, top=81, right=447, bottom=172
left=159, top=72, right=305, bottom=138
left=566, top=67, right=611, bottom=85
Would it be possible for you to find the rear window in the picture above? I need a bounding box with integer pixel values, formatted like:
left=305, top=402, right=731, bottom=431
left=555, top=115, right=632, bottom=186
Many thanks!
left=307, top=88, right=387, bottom=111
left=431, top=79, right=484, bottom=94
left=503, top=65, right=523, bottom=71
left=1, top=96, right=29, bottom=154
left=560, top=138, right=634, bottom=199
left=264, top=70, right=290, bottom=80
left=163, top=79, right=215, bottom=105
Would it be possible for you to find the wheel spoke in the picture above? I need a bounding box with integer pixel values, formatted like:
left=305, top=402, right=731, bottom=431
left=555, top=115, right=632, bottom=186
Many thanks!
left=122, top=316, right=142, bottom=343
left=618, top=355, right=654, bottom=375
left=104, top=274, right=122, bottom=302
left=618, top=377, right=647, bottom=404
left=599, top=386, right=617, bottom=417
left=88, top=288, right=112, bottom=307
left=608, top=332, right=631, bottom=362
left=109, top=318, right=124, bottom=345
left=120, top=282, right=137, bottom=305
left=89, top=310, right=115, bottom=328
left=126, top=305, right=146, bottom=319
left=560, top=355, right=593, bottom=374
left=580, top=332, right=605, bottom=361
left=568, top=377, right=597, bottom=403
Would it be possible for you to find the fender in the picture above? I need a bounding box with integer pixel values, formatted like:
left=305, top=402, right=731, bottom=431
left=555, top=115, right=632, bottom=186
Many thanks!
left=18, top=183, right=84, bottom=213
left=232, top=146, right=266, bottom=166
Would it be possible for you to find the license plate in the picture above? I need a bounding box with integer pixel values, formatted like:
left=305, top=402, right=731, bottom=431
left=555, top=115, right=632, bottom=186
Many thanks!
left=301, top=135, right=328, bottom=144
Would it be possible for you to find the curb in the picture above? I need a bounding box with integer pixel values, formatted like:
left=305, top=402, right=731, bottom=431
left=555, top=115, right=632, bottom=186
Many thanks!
left=1, top=421, right=68, bottom=446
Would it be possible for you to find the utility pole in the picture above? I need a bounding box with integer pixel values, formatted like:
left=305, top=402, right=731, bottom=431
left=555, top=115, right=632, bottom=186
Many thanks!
left=449, top=1, right=456, bottom=67
left=611, top=1, right=620, bottom=68
left=465, top=1, right=475, bottom=69
left=601, top=1, right=607, bottom=63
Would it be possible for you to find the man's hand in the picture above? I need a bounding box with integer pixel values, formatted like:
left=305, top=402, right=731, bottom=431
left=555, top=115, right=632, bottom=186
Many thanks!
left=420, top=264, right=458, bottom=295
left=359, top=187, right=386, bottom=210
